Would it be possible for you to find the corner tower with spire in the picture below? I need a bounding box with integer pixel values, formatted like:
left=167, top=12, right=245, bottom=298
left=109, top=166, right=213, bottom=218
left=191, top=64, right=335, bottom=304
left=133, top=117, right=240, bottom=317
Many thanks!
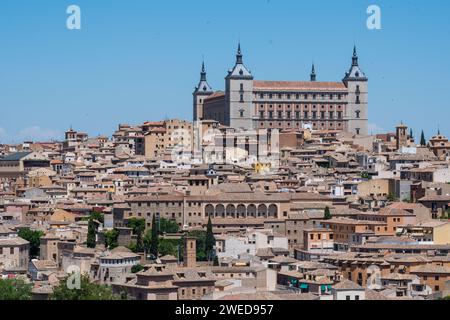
left=225, top=42, right=254, bottom=129
left=193, top=61, right=214, bottom=122
left=343, top=45, right=368, bottom=135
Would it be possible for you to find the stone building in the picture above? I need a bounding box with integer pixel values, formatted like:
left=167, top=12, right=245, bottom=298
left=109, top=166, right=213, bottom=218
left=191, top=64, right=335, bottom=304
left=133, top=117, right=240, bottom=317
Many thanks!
left=0, top=226, right=29, bottom=273
left=194, top=44, right=368, bottom=135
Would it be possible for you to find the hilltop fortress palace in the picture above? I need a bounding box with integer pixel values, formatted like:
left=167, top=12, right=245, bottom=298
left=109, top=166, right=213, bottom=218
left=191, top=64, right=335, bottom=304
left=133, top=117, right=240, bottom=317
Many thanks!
left=193, top=44, right=368, bottom=135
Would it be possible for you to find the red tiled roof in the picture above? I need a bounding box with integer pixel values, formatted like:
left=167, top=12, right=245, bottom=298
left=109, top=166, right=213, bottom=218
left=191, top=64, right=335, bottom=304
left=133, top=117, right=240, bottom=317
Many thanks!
left=204, top=91, right=225, bottom=101
left=253, top=80, right=347, bottom=91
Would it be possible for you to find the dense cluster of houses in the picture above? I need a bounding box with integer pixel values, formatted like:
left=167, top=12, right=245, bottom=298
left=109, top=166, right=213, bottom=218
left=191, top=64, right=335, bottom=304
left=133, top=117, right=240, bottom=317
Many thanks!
left=0, top=120, right=449, bottom=300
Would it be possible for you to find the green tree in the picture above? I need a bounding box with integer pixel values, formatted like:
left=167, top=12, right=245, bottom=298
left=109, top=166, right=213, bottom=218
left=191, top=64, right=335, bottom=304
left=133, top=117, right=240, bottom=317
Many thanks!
left=50, top=273, right=120, bottom=300
left=81, top=211, right=104, bottom=224
left=324, top=206, right=332, bottom=220
left=159, top=218, right=179, bottom=234
left=420, top=130, right=426, bottom=146
left=361, top=171, right=371, bottom=180
left=127, top=241, right=138, bottom=253
left=86, top=219, right=97, bottom=248
left=205, top=216, right=216, bottom=262
left=127, top=218, right=146, bottom=252
left=150, top=215, right=159, bottom=257
left=104, top=229, right=119, bottom=250
left=387, top=193, right=396, bottom=202
left=131, top=264, right=144, bottom=274
left=17, top=228, right=44, bottom=258
left=158, top=239, right=178, bottom=257
left=0, top=278, right=33, bottom=300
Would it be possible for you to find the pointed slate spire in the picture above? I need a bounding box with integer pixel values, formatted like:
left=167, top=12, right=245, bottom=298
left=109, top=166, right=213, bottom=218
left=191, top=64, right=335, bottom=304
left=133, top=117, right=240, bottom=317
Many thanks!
left=200, top=60, right=207, bottom=81
left=194, top=60, right=213, bottom=94
left=227, top=42, right=253, bottom=79
left=343, top=45, right=367, bottom=82
left=236, top=42, right=243, bottom=65
left=310, top=63, right=316, bottom=82
left=352, top=45, right=359, bottom=66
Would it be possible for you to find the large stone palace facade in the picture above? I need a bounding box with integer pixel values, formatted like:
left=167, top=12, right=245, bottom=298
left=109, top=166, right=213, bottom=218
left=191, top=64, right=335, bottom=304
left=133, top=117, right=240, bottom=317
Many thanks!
left=193, top=44, right=368, bottom=135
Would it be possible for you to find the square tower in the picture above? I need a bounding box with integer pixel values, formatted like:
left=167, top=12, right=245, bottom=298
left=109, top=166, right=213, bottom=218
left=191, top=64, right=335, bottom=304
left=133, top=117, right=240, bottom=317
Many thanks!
left=225, top=43, right=255, bottom=130
left=343, top=46, right=368, bottom=136
left=183, top=236, right=197, bottom=268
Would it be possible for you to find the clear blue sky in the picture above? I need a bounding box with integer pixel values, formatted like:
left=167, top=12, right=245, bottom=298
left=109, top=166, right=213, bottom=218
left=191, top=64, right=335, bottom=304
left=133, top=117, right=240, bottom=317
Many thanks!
left=1, top=0, right=449, bottom=143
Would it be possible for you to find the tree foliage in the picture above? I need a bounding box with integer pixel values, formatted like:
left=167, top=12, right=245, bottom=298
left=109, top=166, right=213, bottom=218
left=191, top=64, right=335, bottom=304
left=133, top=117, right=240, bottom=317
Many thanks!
left=0, top=278, right=33, bottom=300
left=150, top=215, right=159, bottom=256
left=159, top=218, right=179, bottom=234
left=420, top=130, right=426, bottom=146
left=104, top=229, right=119, bottom=250
left=205, top=216, right=216, bottom=262
left=127, top=218, right=146, bottom=252
left=127, top=241, right=138, bottom=253
left=50, top=273, right=120, bottom=300
left=324, top=206, right=332, bottom=220
left=158, top=239, right=178, bottom=257
left=86, top=219, right=97, bottom=248
left=387, top=193, right=396, bottom=202
left=17, top=228, right=44, bottom=258
left=131, top=264, right=144, bottom=274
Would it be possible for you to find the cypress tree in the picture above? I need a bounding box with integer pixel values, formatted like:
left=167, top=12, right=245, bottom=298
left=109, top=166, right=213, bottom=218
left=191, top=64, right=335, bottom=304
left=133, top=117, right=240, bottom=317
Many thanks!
left=205, top=216, right=215, bottom=262
left=420, top=130, right=426, bottom=146
left=87, top=219, right=97, bottom=248
left=150, top=214, right=159, bottom=257
left=324, top=206, right=332, bottom=220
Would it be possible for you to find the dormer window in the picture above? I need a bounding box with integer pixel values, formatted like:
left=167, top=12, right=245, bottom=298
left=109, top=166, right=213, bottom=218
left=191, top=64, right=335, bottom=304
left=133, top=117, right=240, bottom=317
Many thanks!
left=239, top=69, right=244, bottom=75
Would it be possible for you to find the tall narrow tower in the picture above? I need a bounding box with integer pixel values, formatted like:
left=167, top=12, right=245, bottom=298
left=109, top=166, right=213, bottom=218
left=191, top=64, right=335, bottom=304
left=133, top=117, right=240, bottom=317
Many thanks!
left=343, top=46, right=368, bottom=135
left=396, top=122, right=408, bottom=150
left=225, top=43, right=254, bottom=130
left=193, top=61, right=213, bottom=122
left=184, top=236, right=197, bottom=268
